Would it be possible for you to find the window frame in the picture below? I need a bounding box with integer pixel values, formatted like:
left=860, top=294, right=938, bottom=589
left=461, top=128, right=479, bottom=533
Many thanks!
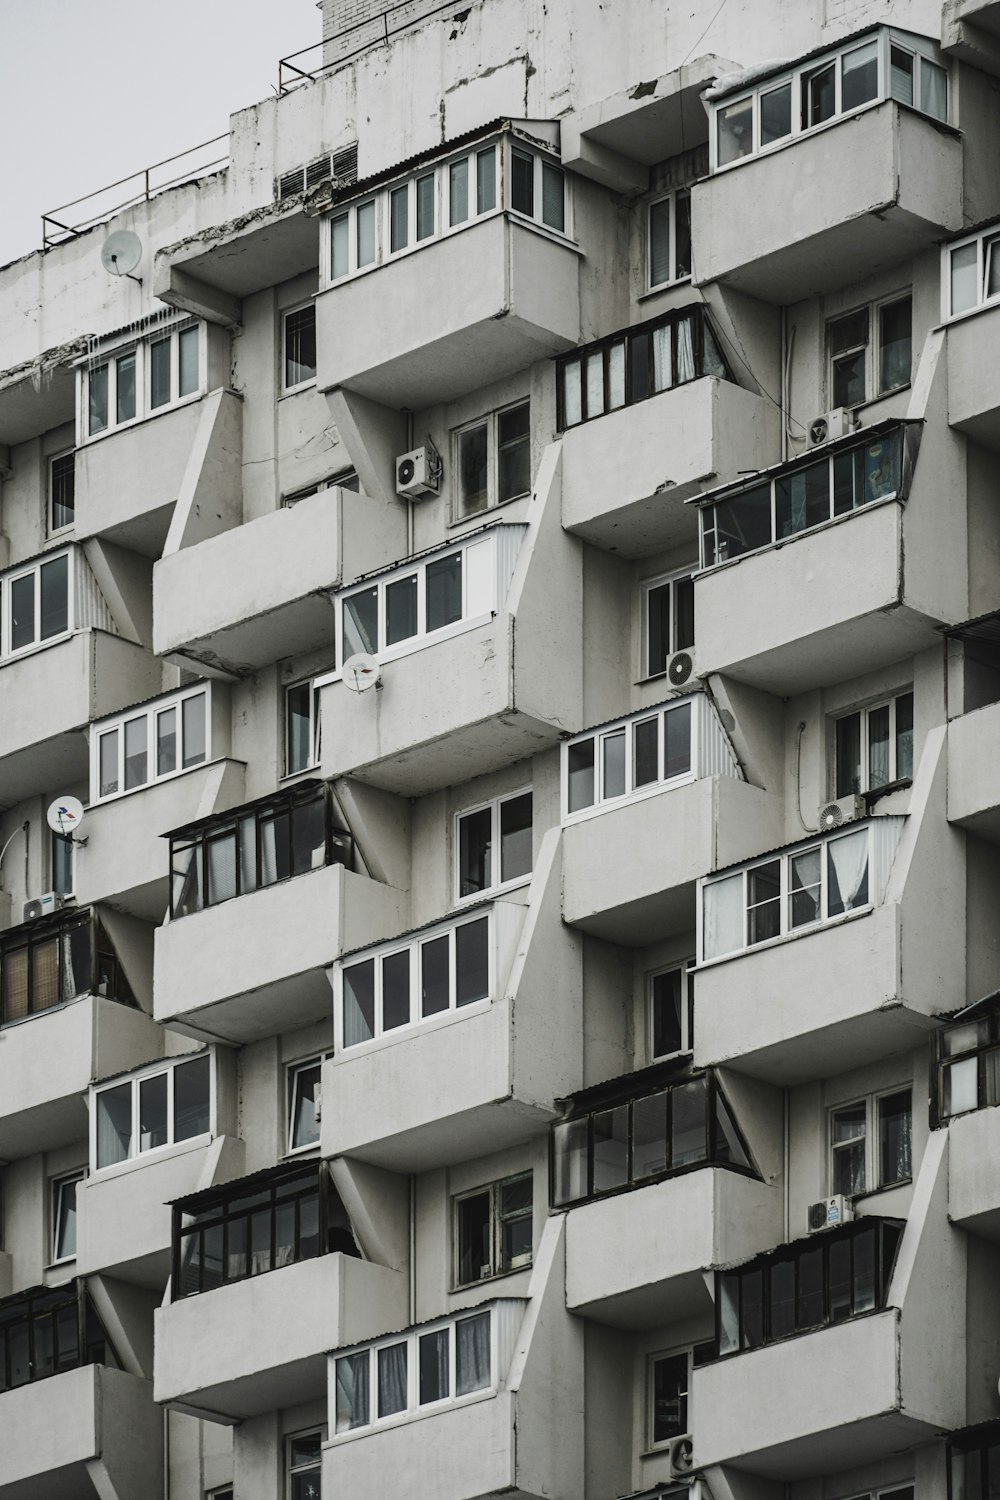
left=934, top=1004, right=1000, bottom=1124
left=51, top=1170, right=85, bottom=1265
left=281, top=469, right=360, bottom=506
left=91, top=682, right=212, bottom=804
left=647, top=188, right=692, bottom=289
left=48, top=450, right=76, bottom=536
left=80, top=320, right=205, bottom=443
left=647, top=962, right=695, bottom=1063
left=826, top=294, right=912, bottom=410
left=452, top=399, right=532, bottom=521
left=90, top=1051, right=215, bottom=1174
left=286, top=1054, right=329, bottom=1155
left=285, top=1426, right=324, bottom=1499
left=454, top=787, right=533, bottom=904
left=828, top=1087, right=913, bottom=1198
left=831, top=687, right=914, bottom=798
left=944, top=222, right=1000, bottom=321
left=282, top=302, right=318, bottom=393
left=0, top=907, right=135, bottom=1028
left=639, top=569, right=696, bottom=680
left=1, top=546, right=74, bottom=662
left=647, top=1346, right=699, bottom=1450
left=50, top=828, right=75, bottom=897
left=284, top=679, right=322, bottom=778
left=453, top=1171, right=533, bottom=1288
left=562, top=697, right=696, bottom=822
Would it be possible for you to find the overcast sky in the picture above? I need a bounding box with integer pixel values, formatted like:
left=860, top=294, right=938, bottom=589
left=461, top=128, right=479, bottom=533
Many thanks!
left=0, top=0, right=321, bottom=269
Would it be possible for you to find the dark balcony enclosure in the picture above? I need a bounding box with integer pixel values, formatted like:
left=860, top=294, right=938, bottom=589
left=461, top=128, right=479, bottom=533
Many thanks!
left=934, top=994, right=1000, bottom=1124
left=0, top=908, right=135, bottom=1026
left=0, top=1282, right=118, bottom=1392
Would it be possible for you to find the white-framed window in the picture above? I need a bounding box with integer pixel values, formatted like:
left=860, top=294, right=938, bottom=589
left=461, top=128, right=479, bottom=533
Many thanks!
left=337, top=910, right=492, bottom=1049
left=648, top=962, right=694, bottom=1061
left=830, top=1087, right=912, bottom=1196
left=206, top=1489, right=233, bottom=1500
left=282, top=469, right=360, bottom=506
left=287, top=1055, right=327, bottom=1153
left=331, top=523, right=523, bottom=670
left=51, top=1170, right=84, bottom=1263
left=285, top=680, right=321, bottom=776
left=563, top=698, right=694, bottom=819
left=648, top=1347, right=695, bottom=1449
left=49, top=452, right=76, bottom=535
left=283, top=304, right=317, bottom=391
left=827, top=295, right=912, bottom=409
left=51, top=829, right=74, bottom=897
left=454, top=400, right=531, bottom=520
left=92, top=683, right=210, bottom=803
left=286, top=1428, right=323, bottom=1500
left=640, top=571, right=695, bottom=678
left=455, top=789, right=532, bottom=902
left=1, top=548, right=72, bottom=662
left=833, top=689, right=913, bottom=798
left=648, top=189, right=691, bottom=288
left=333, top=1306, right=496, bottom=1436
left=82, top=320, right=204, bottom=441
left=324, top=131, right=568, bottom=285
left=454, top=1171, right=532, bottom=1287
left=91, top=1053, right=213, bottom=1171
left=945, top=222, right=1000, bottom=320
left=699, top=823, right=877, bottom=964
left=710, top=27, right=948, bottom=171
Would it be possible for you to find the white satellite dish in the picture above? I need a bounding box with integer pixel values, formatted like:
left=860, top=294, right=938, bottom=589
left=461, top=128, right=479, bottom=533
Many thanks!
left=47, top=795, right=86, bottom=839
left=342, top=653, right=381, bottom=693
left=101, top=230, right=143, bottom=281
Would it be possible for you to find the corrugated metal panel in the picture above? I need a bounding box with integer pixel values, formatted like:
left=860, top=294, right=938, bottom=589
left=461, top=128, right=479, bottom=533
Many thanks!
left=695, top=692, right=740, bottom=781
left=497, top=525, right=528, bottom=608
left=73, top=548, right=118, bottom=635
left=871, top=814, right=906, bottom=902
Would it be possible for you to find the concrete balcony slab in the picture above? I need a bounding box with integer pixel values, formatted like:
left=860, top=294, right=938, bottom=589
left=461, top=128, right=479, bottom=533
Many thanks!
left=560, top=379, right=778, bottom=557
left=948, top=1105, right=1000, bottom=1237
left=565, top=1168, right=781, bottom=1328
left=155, top=1252, right=407, bottom=1421
left=154, top=863, right=408, bottom=1044
left=692, top=102, right=962, bottom=303
left=947, top=303, right=1000, bottom=451
left=0, top=1365, right=161, bottom=1500
left=948, top=700, right=1000, bottom=840
left=317, top=215, right=580, bottom=408
left=0, top=995, right=161, bottom=1160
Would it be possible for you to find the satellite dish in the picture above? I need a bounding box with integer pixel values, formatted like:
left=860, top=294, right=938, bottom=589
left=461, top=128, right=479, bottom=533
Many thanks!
left=342, top=653, right=381, bottom=693
left=47, top=796, right=86, bottom=838
left=101, top=230, right=143, bottom=280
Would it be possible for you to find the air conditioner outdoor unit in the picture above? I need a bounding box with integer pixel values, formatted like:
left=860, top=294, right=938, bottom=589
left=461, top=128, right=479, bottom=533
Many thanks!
left=23, top=892, right=71, bottom=923
left=667, top=1434, right=695, bottom=1478
left=808, top=407, right=853, bottom=447
left=817, top=793, right=866, bottom=832
left=395, top=445, right=441, bottom=499
left=807, top=1194, right=854, bottom=1233
left=666, top=650, right=695, bottom=689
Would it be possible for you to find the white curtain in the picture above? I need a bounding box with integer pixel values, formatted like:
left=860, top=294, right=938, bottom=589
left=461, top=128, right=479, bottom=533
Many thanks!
left=676, top=316, right=695, bottom=383
left=336, top=1351, right=370, bottom=1432
left=703, top=873, right=744, bottom=959
left=562, top=360, right=582, bottom=426
left=260, top=819, right=278, bottom=887
left=378, top=1342, right=408, bottom=1416
left=827, top=829, right=869, bottom=914
left=652, top=323, right=672, bottom=392
left=456, top=1311, right=491, bottom=1396
left=607, top=341, right=625, bottom=409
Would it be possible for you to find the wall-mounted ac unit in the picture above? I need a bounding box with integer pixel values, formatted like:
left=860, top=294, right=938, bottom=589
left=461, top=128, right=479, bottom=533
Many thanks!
left=817, top=793, right=866, bottom=832
left=667, top=1434, right=695, bottom=1479
left=808, top=407, right=853, bottom=447
left=395, top=445, right=441, bottom=499
left=807, top=1194, right=853, bottom=1233
left=666, top=650, right=695, bottom=689
left=23, top=892, right=72, bottom=923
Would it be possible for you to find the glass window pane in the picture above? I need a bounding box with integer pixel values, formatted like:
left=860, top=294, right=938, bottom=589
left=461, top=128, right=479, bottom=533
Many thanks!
left=284, top=307, right=316, bottom=387
left=511, top=148, right=534, bottom=214
left=664, top=702, right=691, bottom=780
left=891, top=46, right=914, bottom=105
left=829, top=1235, right=852, bottom=1322
left=390, top=184, right=408, bottom=252
left=344, top=586, right=378, bottom=656
left=710, top=483, right=772, bottom=562
left=171, top=838, right=201, bottom=917
left=449, top=158, right=469, bottom=226
left=718, top=1272, right=740, bottom=1354
left=89, top=364, right=109, bottom=434
left=139, top=1072, right=168, bottom=1152
left=157, top=708, right=178, bottom=777
left=714, top=1090, right=751, bottom=1169
left=921, top=58, right=948, bottom=121
left=561, top=359, right=582, bottom=428
left=776, top=459, right=830, bottom=538
left=879, top=297, right=911, bottom=392
left=646, top=582, right=671, bottom=675
left=770, top=1257, right=795, bottom=1340
left=386, top=574, right=418, bottom=646
left=459, top=423, right=489, bottom=515
left=456, top=917, right=489, bottom=1005
left=630, top=331, right=650, bottom=402
left=853, top=1224, right=876, bottom=1312
left=552, top=1118, right=588, bottom=1205
left=796, top=1245, right=824, bottom=1329
left=671, top=1078, right=708, bottom=1166
left=343, top=959, right=375, bottom=1045
left=633, top=1090, right=668, bottom=1179
left=335, top=1349, right=370, bottom=1431
left=718, top=96, right=753, bottom=164
left=182, top=693, right=207, bottom=768
left=206, top=828, right=237, bottom=906
left=651, top=969, right=683, bottom=1057
left=498, top=401, right=530, bottom=501
left=420, top=1327, right=450, bottom=1402
left=55, top=1177, right=79, bottom=1260
left=827, top=828, right=869, bottom=915
left=832, top=349, right=866, bottom=408
left=356, top=201, right=376, bottom=267
left=416, top=174, right=435, bottom=239
left=174, top=1055, right=211, bottom=1141
left=52, top=832, right=74, bottom=896
left=97, top=1082, right=133, bottom=1167
left=951, top=242, right=979, bottom=316
left=747, top=860, right=781, bottom=945
left=150, top=338, right=171, bottom=408
left=592, top=1104, right=628, bottom=1191
left=943, top=1055, right=978, bottom=1118
left=459, top=806, right=492, bottom=897
left=836, top=712, right=862, bottom=797
left=50, top=453, right=76, bottom=531
left=741, top=1266, right=764, bottom=1348
left=760, top=82, right=792, bottom=145
left=806, top=61, right=836, bottom=126
left=842, top=40, right=878, bottom=110
left=703, top=871, right=744, bottom=960
left=178, top=326, right=200, bottom=396
left=608, top=341, right=625, bottom=409
left=382, top=949, right=410, bottom=1030
left=602, top=728, right=626, bottom=799
left=11, top=572, right=35, bottom=651
left=378, top=1342, right=408, bottom=1416
left=831, top=1102, right=866, bottom=1195
left=652, top=1352, right=689, bottom=1442
left=879, top=1089, right=912, bottom=1185
left=542, top=162, right=564, bottom=231
left=124, top=715, right=147, bottom=791
left=457, top=1190, right=491, bottom=1284
left=116, top=352, right=136, bottom=423
left=649, top=198, right=670, bottom=286
left=499, top=792, right=532, bottom=883
left=476, top=147, right=496, bottom=213
left=789, top=847, right=821, bottom=928
left=567, top=738, right=595, bottom=813
left=331, top=213, right=349, bottom=276
left=286, top=684, right=311, bottom=774
left=895, top=691, right=914, bottom=780
left=456, top=1311, right=491, bottom=1395
left=290, top=1060, right=321, bottom=1148
left=421, top=935, right=450, bottom=1016
left=868, top=703, right=890, bottom=788
left=426, top=553, right=463, bottom=631
left=675, top=191, right=691, bottom=278
left=634, top=717, right=659, bottom=788
left=39, top=553, right=69, bottom=639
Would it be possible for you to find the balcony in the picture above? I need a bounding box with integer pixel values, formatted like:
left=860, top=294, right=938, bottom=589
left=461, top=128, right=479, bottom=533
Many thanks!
left=323, top=834, right=580, bottom=1171
left=949, top=1105, right=1000, bottom=1237
left=948, top=698, right=1000, bottom=839
left=947, top=303, right=1000, bottom=452
left=317, top=214, right=579, bottom=408
left=153, top=484, right=405, bottom=675
left=321, top=463, right=582, bottom=796
left=0, top=350, right=75, bottom=448
left=561, top=695, right=781, bottom=945
left=693, top=423, right=965, bottom=695
left=155, top=1163, right=407, bottom=1420
left=0, top=1364, right=161, bottom=1500
left=693, top=100, right=961, bottom=303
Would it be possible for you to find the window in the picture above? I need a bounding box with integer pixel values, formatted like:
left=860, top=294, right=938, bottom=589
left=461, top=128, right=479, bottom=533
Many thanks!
left=945, top=223, right=1000, bottom=319
left=0, top=909, right=134, bottom=1026
left=0, top=1282, right=116, bottom=1392
left=287, top=1429, right=322, bottom=1500
left=51, top=830, right=74, bottom=896
left=557, top=305, right=728, bottom=430
left=456, top=790, right=532, bottom=900
left=288, top=1056, right=325, bottom=1152
left=282, top=469, right=361, bottom=505
left=700, top=822, right=887, bottom=963
left=935, top=1003, right=1000, bottom=1121
left=455, top=1172, right=532, bottom=1286
left=336, top=524, right=521, bottom=665
left=648, top=964, right=694, bottom=1060
left=52, top=1172, right=84, bottom=1263
left=82, top=321, right=203, bottom=439
left=509, top=145, right=565, bottom=231
left=49, top=452, right=75, bottom=533
left=715, top=1219, right=903, bottom=1357
left=828, top=297, right=912, bottom=409
left=173, top=1161, right=357, bottom=1300
left=709, top=27, right=948, bottom=170
left=92, top=684, right=210, bottom=803
left=334, top=1308, right=495, bottom=1436
left=834, top=690, right=913, bottom=797
left=284, top=305, right=317, bottom=390
left=285, top=680, right=321, bottom=775
left=170, top=782, right=352, bottom=919
left=830, top=1089, right=912, bottom=1196
left=454, top=401, right=531, bottom=518
left=563, top=699, right=693, bottom=818
left=1, top=549, right=71, bottom=661
left=551, top=1069, right=753, bottom=1208
left=950, top=1424, right=1000, bottom=1498
left=648, top=190, right=691, bottom=287
left=93, top=1054, right=212, bottom=1170
left=208, top=1490, right=234, bottom=1500
left=648, top=1347, right=712, bottom=1447
left=338, top=911, right=491, bottom=1048
left=699, top=423, right=912, bottom=568
left=641, top=572, right=695, bottom=678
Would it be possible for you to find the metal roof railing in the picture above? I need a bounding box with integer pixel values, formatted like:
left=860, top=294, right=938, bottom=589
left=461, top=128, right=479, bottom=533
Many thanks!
left=278, top=0, right=461, bottom=92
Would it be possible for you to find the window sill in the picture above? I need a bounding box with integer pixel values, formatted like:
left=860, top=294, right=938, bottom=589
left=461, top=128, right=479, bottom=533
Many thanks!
left=90, top=1131, right=213, bottom=1184
left=79, top=388, right=205, bottom=446
left=447, top=491, right=531, bottom=532
left=315, top=609, right=496, bottom=687
left=453, top=875, right=530, bottom=909
left=562, top=771, right=698, bottom=828
left=92, top=754, right=224, bottom=808
left=636, top=276, right=693, bottom=303
left=639, top=1435, right=691, bottom=1460
left=697, top=490, right=901, bottom=578
left=449, top=1262, right=533, bottom=1296
left=335, top=994, right=493, bottom=1059
left=697, top=902, right=875, bottom=970
left=279, top=764, right=322, bottom=785
left=324, top=1385, right=497, bottom=1447
left=2, top=627, right=76, bottom=668
left=278, top=380, right=318, bottom=400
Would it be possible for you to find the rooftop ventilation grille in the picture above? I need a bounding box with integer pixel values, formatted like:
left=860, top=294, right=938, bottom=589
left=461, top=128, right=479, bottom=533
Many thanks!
left=277, top=142, right=359, bottom=202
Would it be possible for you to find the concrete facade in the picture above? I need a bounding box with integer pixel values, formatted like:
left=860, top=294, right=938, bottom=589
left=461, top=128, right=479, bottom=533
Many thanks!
left=2, top=2, right=1000, bottom=1499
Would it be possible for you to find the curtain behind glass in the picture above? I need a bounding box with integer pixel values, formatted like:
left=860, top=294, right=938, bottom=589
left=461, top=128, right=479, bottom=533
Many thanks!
left=652, top=324, right=672, bottom=393
left=704, top=873, right=743, bottom=958
left=97, top=1084, right=132, bottom=1167
left=378, top=1342, right=408, bottom=1416
left=827, top=830, right=869, bottom=914
left=456, top=1311, right=491, bottom=1395
left=676, top=317, right=695, bottom=383
left=336, top=1350, right=370, bottom=1431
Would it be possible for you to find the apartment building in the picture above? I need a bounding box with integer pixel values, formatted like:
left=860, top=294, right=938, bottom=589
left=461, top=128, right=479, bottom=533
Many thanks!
left=2, top=0, right=1000, bottom=1496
